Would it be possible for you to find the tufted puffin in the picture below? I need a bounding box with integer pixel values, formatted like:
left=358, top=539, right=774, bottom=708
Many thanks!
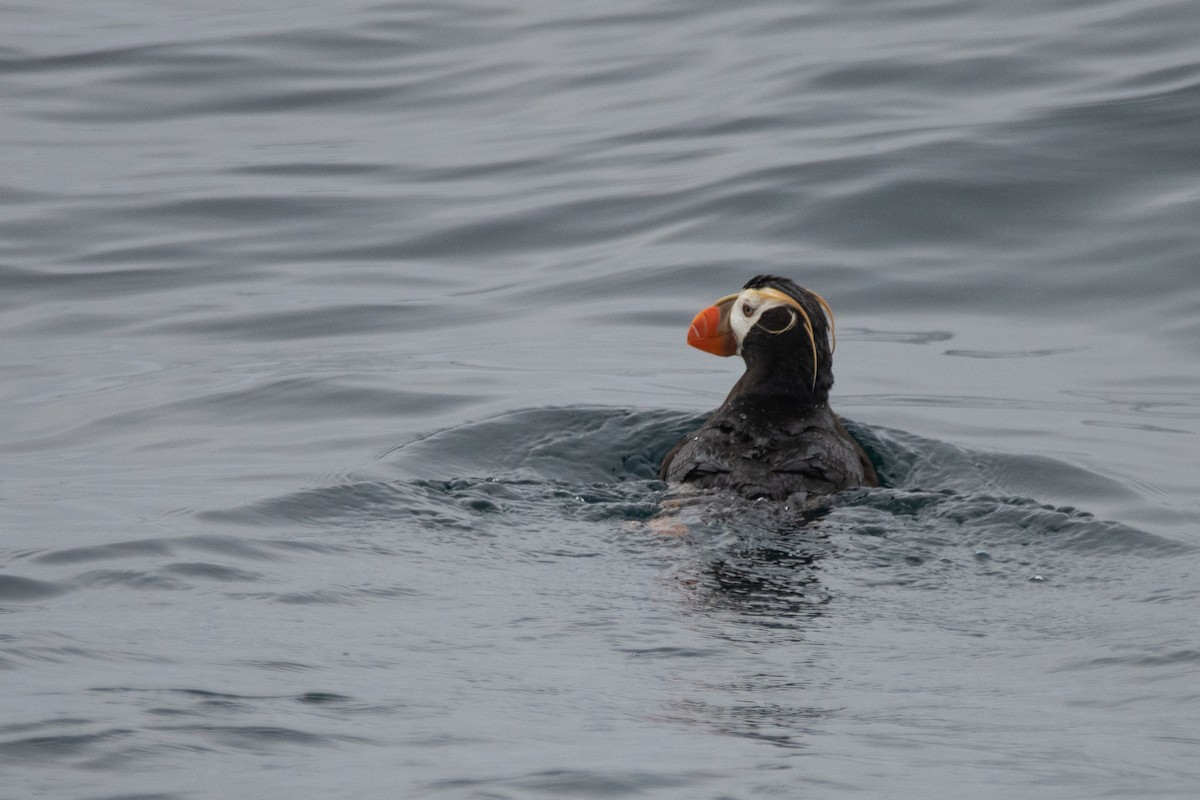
left=659, top=275, right=878, bottom=501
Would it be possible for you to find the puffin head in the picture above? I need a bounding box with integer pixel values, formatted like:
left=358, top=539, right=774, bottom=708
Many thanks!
left=686, top=275, right=837, bottom=396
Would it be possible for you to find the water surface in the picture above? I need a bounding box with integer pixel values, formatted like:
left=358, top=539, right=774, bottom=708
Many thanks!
left=4, top=0, right=1200, bottom=797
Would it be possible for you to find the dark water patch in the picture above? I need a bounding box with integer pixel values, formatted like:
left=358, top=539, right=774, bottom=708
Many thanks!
left=231, top=161, right=390, bottom=178
left=424, top=478, right=669, bottom=524
left=829, top=494, right=1176, bottom=592
left=944, top=347, right=1080, bottom=359
left=410, top=156, right=548, bottom=183
left=509, top=768, right=706, bottom=796
left=0, top=635, right=115, bottom=667
left=94, top=687, right=242, bottom=699
left=206, top=474, right=670, bottom=545
left=233, top=584, right=421, bottom=606
left=825, top=428, right=1188, bottom=596
left=853, top=422, right=1147, bottom=507
left=0, top=717, right=93, bottom=736
left=389, top=407, right=700, bottom=483
left=188, top=533, right=336, bottom=558
left=295, top=691, right=353, bottom=704
left=0, top=573, right=66, bottom=601
left=660, top=695, right=823, bottom=750
left=75, top=569, right=186, bottom=592
left=1134, top=585, right=1200, bottom=604
left=428, top=768, right=705, bottom=798
left=159, top=562, right=262, bottom=582
left=922, top=494, right=1171, bottom=556
left=207, top=408, right=697, bottom=527
left=618, top=646, right=726, bottom=659
left=647, top=490, right=843, bottom=626
left=1063, top=389, right=1200, bottom=420
left=146, top=704, right=225, bottom=718
left=92, top=686, right=339, bottom=705
left=0, top=41, right=239, bottom=75
left=146, top=723, right=341, bottom=750
left=200, top=479, right=476, bottom=530
left=235, top=660, right=316, bottom=673
left=31, top=534, right=304, bottom=566
left=93, top=687, right=371, bottom=726
left=26, top=558, right=266, bottom=596
left=1068, top=648, right=1200, bottom=671
left=6, top=311, right=139, bottom=337
left=0, top=727, right=135, bottom=764
left=32, top=538, right=177, bottom=565
left=1082, top=419, right=1193, bottom=435
left=676, top=538, right=833, bottom=624
left=143, top=303, right=478, bottom=341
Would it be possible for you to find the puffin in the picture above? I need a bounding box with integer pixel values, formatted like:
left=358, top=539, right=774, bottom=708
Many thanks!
left=659, top=275, right=878, bottom=501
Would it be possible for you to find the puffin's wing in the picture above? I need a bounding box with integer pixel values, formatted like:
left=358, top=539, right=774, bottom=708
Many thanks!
left=771, top=435, right=856, bottom=491
left=657, top=437, right=687, bottom=480
left=661, top=436, right=733, bottom=485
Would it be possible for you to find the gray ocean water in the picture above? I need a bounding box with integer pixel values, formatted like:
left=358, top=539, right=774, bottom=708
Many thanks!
left=4, top=1, right=1200, bottom=797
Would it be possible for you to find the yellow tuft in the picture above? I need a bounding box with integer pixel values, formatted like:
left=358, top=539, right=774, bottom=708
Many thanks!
left=807, top=288, right=837, bottom=354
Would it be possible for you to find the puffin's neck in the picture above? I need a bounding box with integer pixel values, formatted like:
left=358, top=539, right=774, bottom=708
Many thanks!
left=722, top=355, right=829, bottom=414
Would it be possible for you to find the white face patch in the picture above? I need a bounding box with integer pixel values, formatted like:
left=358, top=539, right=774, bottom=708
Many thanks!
left=727, top=289, right=798, bottom=352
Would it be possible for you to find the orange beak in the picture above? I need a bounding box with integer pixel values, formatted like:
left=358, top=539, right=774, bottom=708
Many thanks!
left=686, top=296, right=738, bottom=356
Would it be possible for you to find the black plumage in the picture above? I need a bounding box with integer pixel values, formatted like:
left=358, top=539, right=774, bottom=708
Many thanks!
left=660, top=275, right=878, bottom=500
